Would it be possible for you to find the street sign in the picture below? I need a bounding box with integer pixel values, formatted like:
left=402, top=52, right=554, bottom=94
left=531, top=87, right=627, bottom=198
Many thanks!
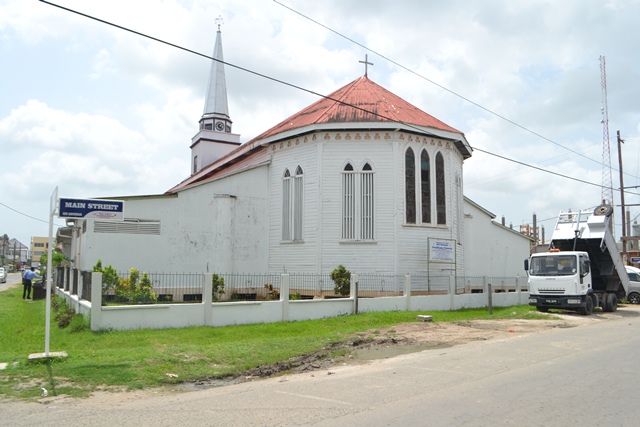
left=631, top=257, right=640, bottom=263
left=58, top=198, right=124, bottom=220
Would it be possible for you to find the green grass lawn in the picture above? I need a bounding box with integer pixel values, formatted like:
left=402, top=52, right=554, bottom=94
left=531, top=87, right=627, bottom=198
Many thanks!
left=0, top=285, right=546, bottom=399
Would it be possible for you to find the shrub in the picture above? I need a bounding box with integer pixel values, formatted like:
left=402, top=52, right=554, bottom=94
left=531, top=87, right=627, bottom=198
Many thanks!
left=116, top=268, right=157, bottom=304
left=212, top=274, right=225, bottom=301
left=93, top=260, right=120, bottom=294
left=52, top=296, right=76, bottom=328
left=331, top=265, right=351, bottom=296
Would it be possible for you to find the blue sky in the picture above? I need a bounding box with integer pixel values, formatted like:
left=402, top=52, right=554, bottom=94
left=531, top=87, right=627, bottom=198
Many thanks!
left=2, top=0, right=640, bottom=250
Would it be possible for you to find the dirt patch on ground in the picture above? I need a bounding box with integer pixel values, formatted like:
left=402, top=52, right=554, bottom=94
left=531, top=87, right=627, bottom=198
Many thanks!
left=181, top=306, right=640, bottom=390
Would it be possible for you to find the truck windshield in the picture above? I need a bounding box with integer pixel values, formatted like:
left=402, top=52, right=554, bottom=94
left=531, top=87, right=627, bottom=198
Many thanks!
left=530, top=255, right=577, bottom=276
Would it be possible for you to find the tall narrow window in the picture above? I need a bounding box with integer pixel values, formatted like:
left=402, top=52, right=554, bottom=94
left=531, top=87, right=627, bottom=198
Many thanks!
left=193, top=156, right=198, bottom=174
left=420, top=150, right=431, bottom=224
left=361, top=163, right=374, bottom=240
left=436, top=152, right=446, bottom=225
left=293, top=166, right=304, bottom=240
left=342, top=163, right=355, bottom=240
left=405, top=148, right=416, bottom=224
left=282, top=169, right=291, bottom=241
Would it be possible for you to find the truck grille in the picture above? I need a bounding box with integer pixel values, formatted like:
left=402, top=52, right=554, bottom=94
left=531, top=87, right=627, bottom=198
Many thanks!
left=538, top=289, right=565, bottom=294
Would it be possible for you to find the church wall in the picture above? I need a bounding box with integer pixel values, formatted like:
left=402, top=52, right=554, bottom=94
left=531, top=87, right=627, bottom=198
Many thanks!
left=267, top=138, right=321, bottom=273
left=265, top=131, right=471, bottom=277
left=463, top=200, right=530, bottom=278
left=395, top=140, right=466, bottom=276
left=79, top=165, right=270, bottom=274
left=318, top=133, right=398, bottom=274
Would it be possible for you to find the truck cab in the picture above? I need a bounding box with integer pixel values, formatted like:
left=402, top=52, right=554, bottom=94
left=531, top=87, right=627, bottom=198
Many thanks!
left=526, top=250, right=595, bottom=314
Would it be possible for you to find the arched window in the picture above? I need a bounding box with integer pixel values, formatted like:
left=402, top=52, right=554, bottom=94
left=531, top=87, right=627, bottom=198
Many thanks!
left=282, top=169, right=291, bottom=241
left=342, top=163, right=355, bottom=240
left=420, top=150, right=431, bottom=224
left=436, top=152, right=446, bottom=225
left=293, top=166, right=304, bottom=240
left=361, top=163, right=374, bottom=239
left=282, top=167, right=304, bottom=241
left=405, top=148, right=416, bottom=224
left=341, top=162, right=375, bottom=240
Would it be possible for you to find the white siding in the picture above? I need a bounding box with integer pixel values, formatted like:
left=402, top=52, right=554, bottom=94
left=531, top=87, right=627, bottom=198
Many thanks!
left=463, top=199, right=531, bottom=278
left=80, top=165, right=270, bottom=274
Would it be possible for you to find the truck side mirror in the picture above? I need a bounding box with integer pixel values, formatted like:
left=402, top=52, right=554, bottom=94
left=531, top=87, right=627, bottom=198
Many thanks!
left=524, top=259, right=529, bottom=271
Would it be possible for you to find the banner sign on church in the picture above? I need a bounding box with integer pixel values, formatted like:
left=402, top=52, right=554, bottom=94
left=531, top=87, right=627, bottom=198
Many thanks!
left=59, top=198, right=124, bottom=220
left=428, top=238, right=455, bottom=263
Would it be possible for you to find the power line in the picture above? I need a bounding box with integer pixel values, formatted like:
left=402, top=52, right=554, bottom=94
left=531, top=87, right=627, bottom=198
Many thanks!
left=272, top=0, right=612, bottom=172
left=39, top=1, right=639, bottom=201
left=0, top=201, right=51, bottom=225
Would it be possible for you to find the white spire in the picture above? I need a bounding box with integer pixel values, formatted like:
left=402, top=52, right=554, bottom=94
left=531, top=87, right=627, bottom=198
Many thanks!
left=202, top=16, right=230, bottom=125
left=191, top=17, right=240, bottom=175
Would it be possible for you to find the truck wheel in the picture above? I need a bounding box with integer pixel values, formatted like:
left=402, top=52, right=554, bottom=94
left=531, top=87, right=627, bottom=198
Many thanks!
left=628, top=293, right=640, bottom=304
left=580, top=295, right=594, bottom=315
left=607, top=293, right=618, bottom=312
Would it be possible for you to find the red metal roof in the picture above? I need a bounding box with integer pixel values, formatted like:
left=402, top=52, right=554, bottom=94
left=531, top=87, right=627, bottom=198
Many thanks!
left=251, top=76, right=461, bottom=142
left=168, top=76, right=469, bottom=194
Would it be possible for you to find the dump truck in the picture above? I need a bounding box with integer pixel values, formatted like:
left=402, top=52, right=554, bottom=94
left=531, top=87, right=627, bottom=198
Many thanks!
left=525, top=205, right=629, bottom=315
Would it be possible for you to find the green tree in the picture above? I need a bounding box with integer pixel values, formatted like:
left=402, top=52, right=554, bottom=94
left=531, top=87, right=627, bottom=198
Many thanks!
left=39, top=248, right=67, bottom=277
left=331, top=265, right=351, bottom=297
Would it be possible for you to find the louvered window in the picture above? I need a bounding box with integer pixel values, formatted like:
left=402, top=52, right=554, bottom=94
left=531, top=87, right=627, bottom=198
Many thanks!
left=342, top=163, right=355, bottom=240
left=282, top=166, right=304, bottom=241
left=293, top=166, right=304, bottom=241
left=360, top=163, right=374, bottom=240
left=94, top=219, right=160, bottom=235
left=282, top=169, right=291, bottom=241
left=342, top=162, right=374, bottom=241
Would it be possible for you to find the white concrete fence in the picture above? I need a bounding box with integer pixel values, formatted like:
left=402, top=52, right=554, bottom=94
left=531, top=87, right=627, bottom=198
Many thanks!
left=53, top=272, right=530, bottom=331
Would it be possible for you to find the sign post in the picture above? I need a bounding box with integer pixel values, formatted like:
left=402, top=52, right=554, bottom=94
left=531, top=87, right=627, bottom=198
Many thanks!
left=29, top=192, right=124, bottom=362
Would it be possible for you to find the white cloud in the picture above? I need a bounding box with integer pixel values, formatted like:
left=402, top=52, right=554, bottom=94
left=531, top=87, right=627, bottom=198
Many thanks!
left=2, top=0, right=640, bottom=243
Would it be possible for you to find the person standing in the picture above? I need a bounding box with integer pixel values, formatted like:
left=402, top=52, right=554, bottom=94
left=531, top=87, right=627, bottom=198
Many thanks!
left=22, top=267, right=42, bottom=300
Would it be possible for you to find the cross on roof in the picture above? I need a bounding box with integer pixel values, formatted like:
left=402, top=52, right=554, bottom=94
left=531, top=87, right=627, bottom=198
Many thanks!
left=215, top=15, right=224, bottom=31
left=359, top=54, right=373, bottom=77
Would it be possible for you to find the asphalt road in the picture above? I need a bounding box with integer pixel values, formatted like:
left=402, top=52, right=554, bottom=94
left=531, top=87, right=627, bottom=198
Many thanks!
left=0, top=272, right=21, bottom=292
left=2, top=306, right=640, bottom=426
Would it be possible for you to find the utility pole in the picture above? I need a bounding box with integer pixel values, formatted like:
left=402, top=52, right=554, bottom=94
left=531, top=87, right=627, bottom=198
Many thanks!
left=618, top=130, right=627, bottom=262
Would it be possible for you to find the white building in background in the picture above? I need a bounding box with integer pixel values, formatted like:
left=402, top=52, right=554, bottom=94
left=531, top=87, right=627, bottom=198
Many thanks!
left=59, top=25, right=530, bottom=279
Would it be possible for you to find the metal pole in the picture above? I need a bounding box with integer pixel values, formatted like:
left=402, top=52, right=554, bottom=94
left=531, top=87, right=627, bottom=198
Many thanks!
left=45, top=187, right=57, bottom=357
left=617, top=130, right=626, bottom=262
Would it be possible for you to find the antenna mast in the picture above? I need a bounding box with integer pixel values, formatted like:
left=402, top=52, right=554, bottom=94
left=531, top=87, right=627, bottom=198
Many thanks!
left=600, top=55, right=613, bottom=207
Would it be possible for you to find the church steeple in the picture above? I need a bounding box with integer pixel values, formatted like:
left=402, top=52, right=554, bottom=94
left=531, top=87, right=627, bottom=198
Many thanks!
left=200, top=17, right=231, bottom=132
left=190, top=17, right=240, bottom=175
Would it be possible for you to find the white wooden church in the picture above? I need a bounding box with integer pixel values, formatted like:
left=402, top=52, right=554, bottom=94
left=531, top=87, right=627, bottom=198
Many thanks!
left=60, top=26, right=530, bottom=280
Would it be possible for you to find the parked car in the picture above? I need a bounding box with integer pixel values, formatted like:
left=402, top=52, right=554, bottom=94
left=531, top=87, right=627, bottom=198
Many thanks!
left=0, top=267, right=6, bottom=283
left=626, top=266, right=640, bottom=304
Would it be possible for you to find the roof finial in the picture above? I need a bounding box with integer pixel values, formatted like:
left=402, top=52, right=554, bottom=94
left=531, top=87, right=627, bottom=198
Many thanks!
left=215, top=15, right=223, bottom=32
left=359, top=54, right=373, bottom=77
